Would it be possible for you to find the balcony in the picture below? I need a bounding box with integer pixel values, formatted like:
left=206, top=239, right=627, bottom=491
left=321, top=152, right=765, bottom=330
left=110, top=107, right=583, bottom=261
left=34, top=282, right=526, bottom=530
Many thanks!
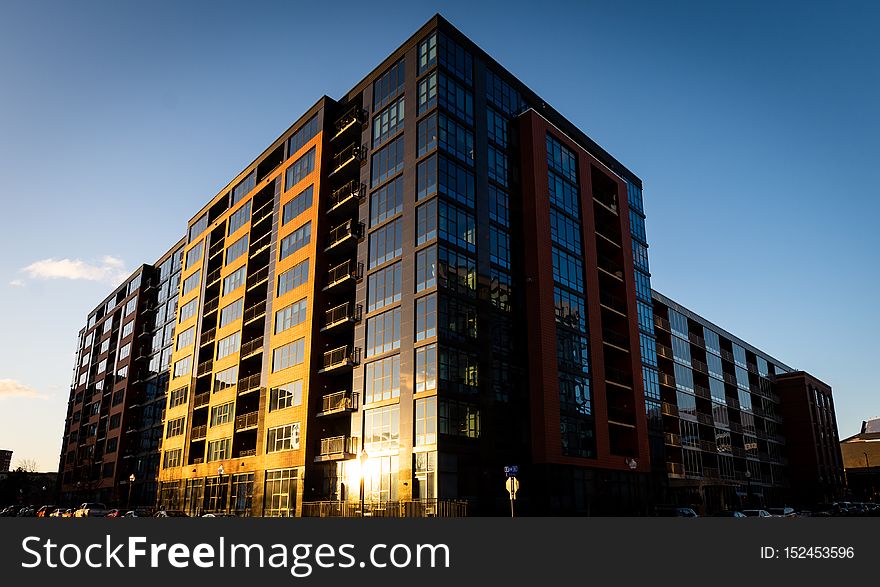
left=246, top=266, right=270, bottom=290
left=656, top=343, right=673, bottom=360
left=328, top=180, right=365, bottom=213
left=251, top=200, right=274, bottom=228
left=237, top=373, right=261, bottom=395
left=203, top=298, right=219, bottom=315
left=324, top=260, right=363, bottom=291
left=664, top=432, right=681, bottom=447
left=596, top=255, right=625, bottom=281
left=688, top=332, right=706, bottom=347
left=200, top=328, right=216, bottom=347
left=602, top=328, right=630, bottom=351
left=691, top=358, right=708, bottom=374
left=315, top=435, right=356, bottom=462
left=321, top=302, right=362, bottom=331
left=703, top=466, right=721, bottom=480
left=666, top=462, right=686, bottom=479
left=249, top=231, right=272, bottom=257
left=661, top=402, right=679, bottom=417
left=191, top=425, right=207, bottom=440
left=235, top=411, right=259, bottom=432
left=699, top=439, right=717, bottom=452
left=329, top=143, right=366, bottom=176
left=239, top=448, right=257, bottom=458
left=658, top=372, right=675, bottom=388
left=240, top=337, right=264, bottom=359
left=325, top=220, right=364, bottom=252
left=654, top=316, right=671, bottom=332
left=604, top=367, right=632, bottom=389
left=319, top=346, right=361, bottom=373
left=599, top=290, right=627, bottom=316
left=243, top=300, right=267, bottom=324
left=206, top=267, right=221, bottom=287
left=208, top=239, right=224, bottom=260
left=332, top=105, right=366, bottom=140
left=697, top=413, right=714, bottom=426
left=318, top=391, right=359, bottom=417
left=196, top=360, right=213, bottom=377
left=193, top=392, right=210, bottom=409
left=694, top=384, right=711, bottom=399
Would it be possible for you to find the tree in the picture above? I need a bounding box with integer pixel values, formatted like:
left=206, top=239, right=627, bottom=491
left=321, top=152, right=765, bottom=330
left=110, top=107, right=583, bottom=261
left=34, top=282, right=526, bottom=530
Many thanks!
left=14, top=458, right=38, bottom=473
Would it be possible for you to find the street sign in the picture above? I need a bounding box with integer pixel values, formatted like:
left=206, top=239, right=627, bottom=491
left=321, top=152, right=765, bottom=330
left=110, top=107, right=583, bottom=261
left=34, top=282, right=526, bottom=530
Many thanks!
left=505, top=477, right=519, bottom=499
left=504, top=465, right=519, bottom=477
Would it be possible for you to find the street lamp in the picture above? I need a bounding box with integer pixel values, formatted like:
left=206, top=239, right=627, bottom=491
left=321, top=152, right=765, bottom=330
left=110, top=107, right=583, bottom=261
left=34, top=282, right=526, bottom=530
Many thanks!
left=217, top=465, right=225, bottom=515
left=865, top=453, right=874, bottom=501
left=359, top=450, right=369, bottom=518
left=128, top=474, right=135, bottom=510
left=744, top=470, right=752, bottom=508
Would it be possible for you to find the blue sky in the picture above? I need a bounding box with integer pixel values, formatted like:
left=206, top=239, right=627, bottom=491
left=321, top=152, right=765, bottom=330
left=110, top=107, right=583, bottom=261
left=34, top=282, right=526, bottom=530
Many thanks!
left=0, top=0, right=877, bottom=471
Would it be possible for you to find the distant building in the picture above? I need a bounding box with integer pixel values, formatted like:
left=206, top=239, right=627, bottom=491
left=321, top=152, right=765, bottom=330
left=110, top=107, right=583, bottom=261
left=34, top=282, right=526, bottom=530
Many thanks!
left=0, top=450, right=11, bottom=473
left=840, top=418, right=880, bottom=502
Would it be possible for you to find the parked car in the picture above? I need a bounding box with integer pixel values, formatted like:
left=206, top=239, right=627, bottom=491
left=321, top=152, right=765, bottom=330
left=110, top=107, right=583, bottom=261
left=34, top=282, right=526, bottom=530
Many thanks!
left=36, top=505, right=57, bottom=518
left=743, top=509, right=772, bottom=517
left=153, top=510, right=189, bottom=517
left=122, top=508, right=153, bottom=517
left=104, top=509, right=121, bottom=518
left=712, top=510, right=747, bottom=517
left=654, top=506, right=699, bottom=517
left=74, top=503, right=109, bottom=517
left=767, top=507, right=796, bottom=518
left=49, top=508, right=66, bottom=518
left=201, top=513, right=235, bottom=517
left=61, top=508, right=75, bottom=518
left=16, top=506, right=37, bottom=517
left=0, top=506, right=22, bottom=517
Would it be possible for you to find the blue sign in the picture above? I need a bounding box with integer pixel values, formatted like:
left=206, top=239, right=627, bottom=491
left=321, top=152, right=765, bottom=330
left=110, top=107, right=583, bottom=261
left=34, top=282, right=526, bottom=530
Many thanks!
left=504, top=465, right=518, bottom=477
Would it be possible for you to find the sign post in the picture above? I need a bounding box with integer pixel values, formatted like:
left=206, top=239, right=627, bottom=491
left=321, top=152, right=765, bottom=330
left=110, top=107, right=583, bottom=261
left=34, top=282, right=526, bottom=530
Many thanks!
left=504, top=466, right=519, bottom=518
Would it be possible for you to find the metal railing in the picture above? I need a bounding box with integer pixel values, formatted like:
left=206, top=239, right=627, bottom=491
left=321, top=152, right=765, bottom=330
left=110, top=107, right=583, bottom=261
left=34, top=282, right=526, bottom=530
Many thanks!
left=666, top=463, right=685, bottom=478
left=326, top=220, right=364, bottom=249
left=247, top=266, right=269, bottom=289
left=197, top=360, right=213, bottom=377
left=602, top=328, right=630, bottom=350
left=200, top=328, right=216, bottom=346
left=240, top=336, right=264, bottom=358
left=596, top=255, right=624, bottom=279
left=329, top=180, right=365, bottom=211
left=592, top=192, right=619, bottom=214
left=239, top=448, right=256, bottom=457
left=243, top=300, right=267, bottom=324
left=193, top=392, right=210, bottom=409
left=661, top=402, right=679, bottom=417
left=191, top=425, right=207, bottom=440
left=664, top=432, right=681, bottom=446
left=206, top=267, right=221, bottom=286
left=237, top=373, right=260, bottom=394
left=333, top=104, right=366, bottom=137
left=235, top=411, right=258, bottom=431
left=331, top=143, right=365, bottom=174
left=654, top=316, right=671, bottom=331
left=302, top=499, right=469, bottom=518
left=324, top=302, right=362, bottom=328
left=322, top=346, right=361, bottom=370
left=320, top=391, right=359, bottom=414
left=319, top=435, right=352, bottom=457
left=203, top=298, right=219, bottom=315
left=325, top=260, right=363, bottom=288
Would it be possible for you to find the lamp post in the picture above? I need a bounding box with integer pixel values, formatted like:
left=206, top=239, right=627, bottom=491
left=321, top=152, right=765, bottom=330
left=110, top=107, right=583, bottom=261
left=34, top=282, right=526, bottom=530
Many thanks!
left=217, top=465, right=225, bottom=515
left=865, top=452, right=874, bottom=501
left=127, top=474, right=135, bottom=510
left=359, top=450, right=368, bottom=518
left=744, top=470, right=752, bottom=508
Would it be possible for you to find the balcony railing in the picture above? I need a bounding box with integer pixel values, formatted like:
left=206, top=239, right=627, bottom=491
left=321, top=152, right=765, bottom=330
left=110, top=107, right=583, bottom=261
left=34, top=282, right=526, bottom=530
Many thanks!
left=301, top=499, right=469, bottom=518
left=599, top=290, right=627, bottom=315
left=602, top=328, right=630, bottom=350
left=193, top=392, right=210, bottom=409
left=237, top=373, right=261, bottom=395
left=661, top=402, right=679, bottom=417
left=332, top=104, right=366, bottom=139
left=243, top=300, right=267, bottom=324
left=326, top=220, right=364, bottom=251
left=206, top=267, right=221, bottom=287
left=203, top=298, right=219, bottom=315
left=320, top=346, right=361, bottom=372
left=235, top=411, right=259, bottom=431
left=664, top=432, right=681, bottom=446
left=654, top=316, right=671, bottom=332
left=330, top=143, right=366, bottom=175
left=246, top=266, right=269, bottom=290
left=324, top=260, right=363, bottom=290
left=666, top=462, right=685, bottom=478
left=191, top=425, right=207, bottom=440
left=658, top=372, right=675, bottom=388
left=322, top=302, right=362, bottom=331
left=249, top=231, right=272, bottom=257
left=239, top=448, right=257, bottom=458
left=691, top=358, right=708, bottom=374
left=604, top=367, right=632, bottom=389
left=196, top=360, right=213, bottom=377
left=319, top=391, right=359, bottom=416
left=596, top=255, right=625, bottom=280
left=200, top=328, right=216, bottom=346
left=328, top=180, right=365, bottom=212
left=593, top=192, right=619, bottom=215
left=656, top=343, right=673, bottom=360
left=694, top=384, right=711, bottom=399
left=315, top=435, right=356, bottom=461
left=240, top=336, right=264, bottom=359
left=251, top=200, right=274, bottom=227
left=208, top=239, right=224, bottom=259
left=688, top=332, right=706, bottom=347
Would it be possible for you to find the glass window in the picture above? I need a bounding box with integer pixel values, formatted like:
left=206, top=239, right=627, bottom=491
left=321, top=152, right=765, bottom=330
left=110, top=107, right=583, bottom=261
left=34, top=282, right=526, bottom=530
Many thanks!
left=415, top=246, right=437, bottom=292
left=438, top=33, right=472, bottom=85
left=416, top=199, right=438, bottom=246
left=288, top=114, right=320, bottom=157
left=363, top=404, right=400, bottom=453
left=181, top=270, right=200, bottom=295
left=279, top=221, right=311, bottom=261
left=185, top=241, right=204, bottom=270
left=439, top=347, right=479, bottom=392
left=372, top=96, right=405, bottom=147
left=189, top=213, right=208, bottom=243
left=548, top=171, right=579, bottom=217
left=216, top=332, right=240, bottom=360
left=438, top=201, right=475, bottom=251
left=269, top=380, right=303, bottom=411
left=166, top=417, right=185, bottom=438
left=439, top=296, right=478, bottom=341
left=546, top=134, right=578, bottom=183
left=368, top=218, right=402, bottom=269
left=487, top=145, right=508, bottom=187
left=486, top=69, right=524, bottom=115
left=366, top=308, right=401, bottom=357
left=175, top=327, right=195, bottom=351
left=210, top=402, right=234, bottom=426
left=415, top=397, right=437, bottom=446
left=551, top=247, right=583, bottom=292
left=371, top=135, right=404, bottom=187
left=417, top=156, right=437, bottom=201
left=275, top=298, right=308, bottom=333
left=219, top=298, right=244, bottom=327
left=373, top=58, right=405, bottom=110
left=267, top=423, right=301, bottom=453
left=438, top=114, right=473, bottom=164
left=487, top=107, right=508, bottom=148
left=282, top=185, right=313, bottom=226
left=225, top=233, right=249, bottom=265
left=418, top=32, right=437, bottom=74
left=439, top=399, right=480, bottom=438
left=415, top=294, right=437, bottom=341
left=285, top=147, right=316, bottom=191
left=417, top=72, right=437, bottom=114
left=438, top=156, right=475, bottom=207
left=370, top=176, right=403, bottom=226
left=231, top=171, right=255, bottom=206
left=367, top=262, right=402, bottom=313
left=364, top=355, right=401, bottom=403
left=272, top=338, right=305, bottom=372
left=222, top=266, right=246, bottom=295
left=207, top=438, right=231, bottom=462
left=438, top=246, right=476, bottom=296
left=173, top=356, right=192, bottom=378
left=438, top=73, right=473, bottom=124
left=228, top=200, right=252, bottom=235
left=179, top=298, right=198, bottom=323
left=277, top=259, right=309, bottom=296
left=263, top=468, right=297, bottom=517
left=417, top=113, right=438, bottom=157
left=213, top=366, right=238, bottom=393
left=488, top=185, right=509, bottom=226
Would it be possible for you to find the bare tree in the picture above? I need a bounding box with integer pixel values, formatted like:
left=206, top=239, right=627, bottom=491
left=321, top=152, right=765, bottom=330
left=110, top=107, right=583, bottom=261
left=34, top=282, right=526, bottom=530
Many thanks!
left=14, top=458, right=38, bottom=473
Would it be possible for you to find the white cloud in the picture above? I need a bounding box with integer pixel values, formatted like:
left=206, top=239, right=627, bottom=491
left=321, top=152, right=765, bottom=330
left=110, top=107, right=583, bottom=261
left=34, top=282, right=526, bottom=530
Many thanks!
left=0, top=379, right=44, bottom=400
left=19, top=255, right=129, bottom=284
left=9, top=279, right=24, bottom=287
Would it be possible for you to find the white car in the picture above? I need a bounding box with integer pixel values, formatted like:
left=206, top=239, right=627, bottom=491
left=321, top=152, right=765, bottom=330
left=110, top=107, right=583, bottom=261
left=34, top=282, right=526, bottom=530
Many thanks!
left=743, top=509, right=772, bottom=518
left=74, top=502, right=109, bottom=517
